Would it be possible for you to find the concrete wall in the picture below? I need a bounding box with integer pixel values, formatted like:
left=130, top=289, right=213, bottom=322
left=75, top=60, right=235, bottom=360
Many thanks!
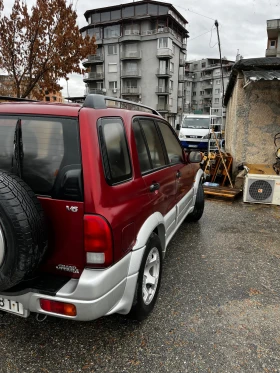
left=225, top=72, right=280, bottom=171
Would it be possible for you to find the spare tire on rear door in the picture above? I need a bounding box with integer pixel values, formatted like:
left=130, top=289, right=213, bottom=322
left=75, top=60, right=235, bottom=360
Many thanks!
left=0, top=170, right=48, bottom=291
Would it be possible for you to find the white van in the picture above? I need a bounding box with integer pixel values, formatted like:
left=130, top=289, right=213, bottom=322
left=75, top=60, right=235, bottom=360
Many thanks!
left=178, top=114, right=213, bottom=151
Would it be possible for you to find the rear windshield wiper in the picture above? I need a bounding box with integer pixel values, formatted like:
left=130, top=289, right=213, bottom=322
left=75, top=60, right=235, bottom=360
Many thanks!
left=12, top=118, right=24, bottom=178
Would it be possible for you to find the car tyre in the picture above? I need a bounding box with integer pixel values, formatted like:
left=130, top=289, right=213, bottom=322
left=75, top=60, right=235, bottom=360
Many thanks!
left=186, top=182, right=204, bottom=222
left=128, top=233, right=162, bottom=321
left=0, top=170, right=48, bottom=291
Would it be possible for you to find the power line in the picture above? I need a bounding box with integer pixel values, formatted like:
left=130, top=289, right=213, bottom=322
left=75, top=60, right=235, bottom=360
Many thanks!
left=188, top=28, right=213, bottom=41
left=175, top=5, right=215, bottom=21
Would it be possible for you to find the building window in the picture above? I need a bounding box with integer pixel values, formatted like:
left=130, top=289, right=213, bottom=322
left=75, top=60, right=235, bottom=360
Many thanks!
left=88, top=27, right=101, bottom=40
left=193, top=92, right=196, bottom=96
left=91, top=13, right=100, bottom=23
left=123, top=6, right=134, bottom=17
left=200, top=91, right=204, bottom=95
left=169, top=80, right=173, bottom=91
left=109, top=81, right=117, bottom=89
left=169, top=97, right=173, bottom=107
left=104, top=25, right=120, bottom=38
left=170, top=62, right=174, bottom=72
left=45, top=96, right=50, bottom=101
left=111, top=9, right=121, bottom=20
left=108, top=63, right=117, bottom=73
left=172, top=43, right=175, bottom=55
left=108, top=44, right=117, bottom=55
left=216, top=79, right=221, bottom=85
left=186, top=81, right=191, bottom=86
left=158, top=37, right=168, bottom=48
left=214, top=98, right=219, bottom=103
left=202, top=62, right=206, bottom=68
left=215, top=89, right=220, bottom=94
left=101, top=12, right=110, bottom=22
left=194, top=64, right=198, bottom=69
left=269, top=40, right=277, bottom=49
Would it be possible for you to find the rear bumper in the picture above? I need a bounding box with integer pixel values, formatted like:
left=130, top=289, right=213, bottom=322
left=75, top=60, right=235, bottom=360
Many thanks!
left=0, top=248, right=145, bottom=321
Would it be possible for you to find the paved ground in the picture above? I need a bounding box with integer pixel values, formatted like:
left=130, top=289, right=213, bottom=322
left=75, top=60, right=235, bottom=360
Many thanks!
left=0, top=197, right=280, bottom=373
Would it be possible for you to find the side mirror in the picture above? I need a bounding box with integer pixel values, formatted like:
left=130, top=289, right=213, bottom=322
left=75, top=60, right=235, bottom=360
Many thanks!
left=188, top=151, right=203, bottom=163
left=176, top=123, right=180, bottom=131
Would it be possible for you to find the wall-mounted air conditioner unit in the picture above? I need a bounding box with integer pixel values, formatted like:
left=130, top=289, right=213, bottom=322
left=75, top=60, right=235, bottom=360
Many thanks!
left=243, top=173, right=280, bottom=205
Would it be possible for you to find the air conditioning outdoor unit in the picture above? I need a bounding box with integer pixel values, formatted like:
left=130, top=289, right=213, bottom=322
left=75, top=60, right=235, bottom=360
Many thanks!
left=243, top=173, right=280, bottom=205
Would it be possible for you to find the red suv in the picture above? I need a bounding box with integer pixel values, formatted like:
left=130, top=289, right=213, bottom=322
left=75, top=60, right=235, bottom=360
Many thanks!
left=0, top=95, right=204, bottom=321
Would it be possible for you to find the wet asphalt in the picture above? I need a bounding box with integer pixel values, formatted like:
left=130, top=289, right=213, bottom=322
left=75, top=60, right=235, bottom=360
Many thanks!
left=0, top=197, right=280, bottom=373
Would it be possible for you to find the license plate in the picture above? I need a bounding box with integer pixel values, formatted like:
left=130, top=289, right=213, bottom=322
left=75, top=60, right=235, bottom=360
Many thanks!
left=0, top=297, right=24, bottom=316
left=188, top=144, right=198, bottom=148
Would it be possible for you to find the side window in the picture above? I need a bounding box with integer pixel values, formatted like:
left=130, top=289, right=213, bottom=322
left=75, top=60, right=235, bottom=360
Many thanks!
left=99, top=118, right=132, bottom=184
left=157, top=121, right=183, bottom=164
left=139, top=118, right=166, bottom=169
left=132, top=121, right=152, bottom=173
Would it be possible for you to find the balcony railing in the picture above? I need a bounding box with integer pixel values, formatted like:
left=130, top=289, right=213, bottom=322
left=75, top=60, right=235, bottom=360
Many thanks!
left=156, top=48, right=173, bottom=58
left=267, top=19, right=280, bottom=29
left=156, top=86, right=170, bottom=94
left=157, top=104, right=170, bottom=111
left=122, top=87, right=141, bottom=94
left=88, top=54, right=103, bottom=62
left=265, top=48, right=277, bottom=57
left=83, top=72, right=104, bottom=80
left=121, top=69, right=141, bottom=78
left=121, top=51, right=141, bottom=59
left=124, top=30, right=140, bottom=36
left=156, top=68, right=172, bottom=76
left=88, top=88, right=104, bottom=94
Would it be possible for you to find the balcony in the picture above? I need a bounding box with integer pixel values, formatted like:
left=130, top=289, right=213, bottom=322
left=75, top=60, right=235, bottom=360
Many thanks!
left=155, top=86, right=170, bottom=95
left=267, top=19, right=280, bottom=30
left=120, top=51, right=142, bottom=60
left=179, top=58, right=185, bottom=66
left=203, top=94, right=212, bottom=99
left=265, top=48, right=277, bottom=57
left=119, top=30, right=141, bottom=42
left=83, top=54, right=104, bottom=66
left=88, top=88, right=104, bottom=94
left=121, top=87, right=141, bottom=95
left=157, top=103, right=170, bottom=112
left=156, top=48, right=173, bottom=59
left=121, top=69, right=141, bottom=78
left=83, top=72, right=104, bottom=82
left=156, top=68, right=172, bottom=77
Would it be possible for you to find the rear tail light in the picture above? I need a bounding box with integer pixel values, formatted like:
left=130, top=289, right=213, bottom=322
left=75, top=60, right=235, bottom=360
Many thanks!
left=84, top=215, right=113, bottom=267
left=40, top=299, right=76, bottom=316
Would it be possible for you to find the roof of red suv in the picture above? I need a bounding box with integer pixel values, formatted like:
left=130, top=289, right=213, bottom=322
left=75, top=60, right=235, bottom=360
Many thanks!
left=0, top=102, right=81, bottom=117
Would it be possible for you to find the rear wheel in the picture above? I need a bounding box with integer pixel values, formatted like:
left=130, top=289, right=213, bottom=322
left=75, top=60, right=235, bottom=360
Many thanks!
left=186, top=182, right=205, bottom=222
left=129, top=233, right=162, bottom=321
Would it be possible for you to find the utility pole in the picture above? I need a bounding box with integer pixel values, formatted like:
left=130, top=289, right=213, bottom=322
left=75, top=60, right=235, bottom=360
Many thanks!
left=215, top=20, right=225, bottom=106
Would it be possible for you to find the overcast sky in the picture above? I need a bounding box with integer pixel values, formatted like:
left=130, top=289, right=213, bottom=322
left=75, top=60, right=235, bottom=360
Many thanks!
left=2, top=0, right=280, bottom=97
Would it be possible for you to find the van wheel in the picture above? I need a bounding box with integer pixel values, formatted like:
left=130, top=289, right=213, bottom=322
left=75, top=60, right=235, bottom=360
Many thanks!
left=0, top=171, right=48, bottom=291
left=129, top=233, right=162, bottom=321
left=186, top=182, right=205, bottom=222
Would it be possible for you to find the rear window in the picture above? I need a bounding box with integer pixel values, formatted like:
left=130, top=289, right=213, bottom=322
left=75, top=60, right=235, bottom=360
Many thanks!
left=0, top=115, right=82, bottom=201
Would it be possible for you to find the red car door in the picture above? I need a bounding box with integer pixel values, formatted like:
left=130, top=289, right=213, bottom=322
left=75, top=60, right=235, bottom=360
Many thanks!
left=156, top=120, right=197, bottom=227
left=132, top=118, right=177, bottom=238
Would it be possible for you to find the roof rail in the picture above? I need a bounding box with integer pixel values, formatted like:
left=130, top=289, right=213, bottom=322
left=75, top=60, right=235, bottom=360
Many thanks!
left=0, top=96, right=39, bottom=102
left=82, top=94, right=162, bottom=116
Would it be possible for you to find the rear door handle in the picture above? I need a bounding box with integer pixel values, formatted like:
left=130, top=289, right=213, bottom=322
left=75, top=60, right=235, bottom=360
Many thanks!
left=176, top=171, right=181, bottom=178
left=150, top=183, right=160, bottom=192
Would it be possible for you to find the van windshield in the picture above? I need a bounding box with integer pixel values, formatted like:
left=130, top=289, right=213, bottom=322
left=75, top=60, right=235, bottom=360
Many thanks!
left=182, top=117, right=209, bottom=129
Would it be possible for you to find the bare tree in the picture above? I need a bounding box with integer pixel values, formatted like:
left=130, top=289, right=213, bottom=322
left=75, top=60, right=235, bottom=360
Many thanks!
left=0, top=0, right=96, bottom=98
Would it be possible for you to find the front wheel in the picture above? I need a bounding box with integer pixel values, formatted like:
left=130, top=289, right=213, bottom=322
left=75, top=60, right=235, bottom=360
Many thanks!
left=128, top=233, right=162, bottom=321
left=186, top=182, right=205, bottom=222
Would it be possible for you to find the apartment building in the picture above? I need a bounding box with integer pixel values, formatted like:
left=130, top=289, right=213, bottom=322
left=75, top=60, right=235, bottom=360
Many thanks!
left=80, top=0, right=188, bottom=125
left=266, top=19, right=280, bottom=57
left=184, top=58, right=234, bottom=116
